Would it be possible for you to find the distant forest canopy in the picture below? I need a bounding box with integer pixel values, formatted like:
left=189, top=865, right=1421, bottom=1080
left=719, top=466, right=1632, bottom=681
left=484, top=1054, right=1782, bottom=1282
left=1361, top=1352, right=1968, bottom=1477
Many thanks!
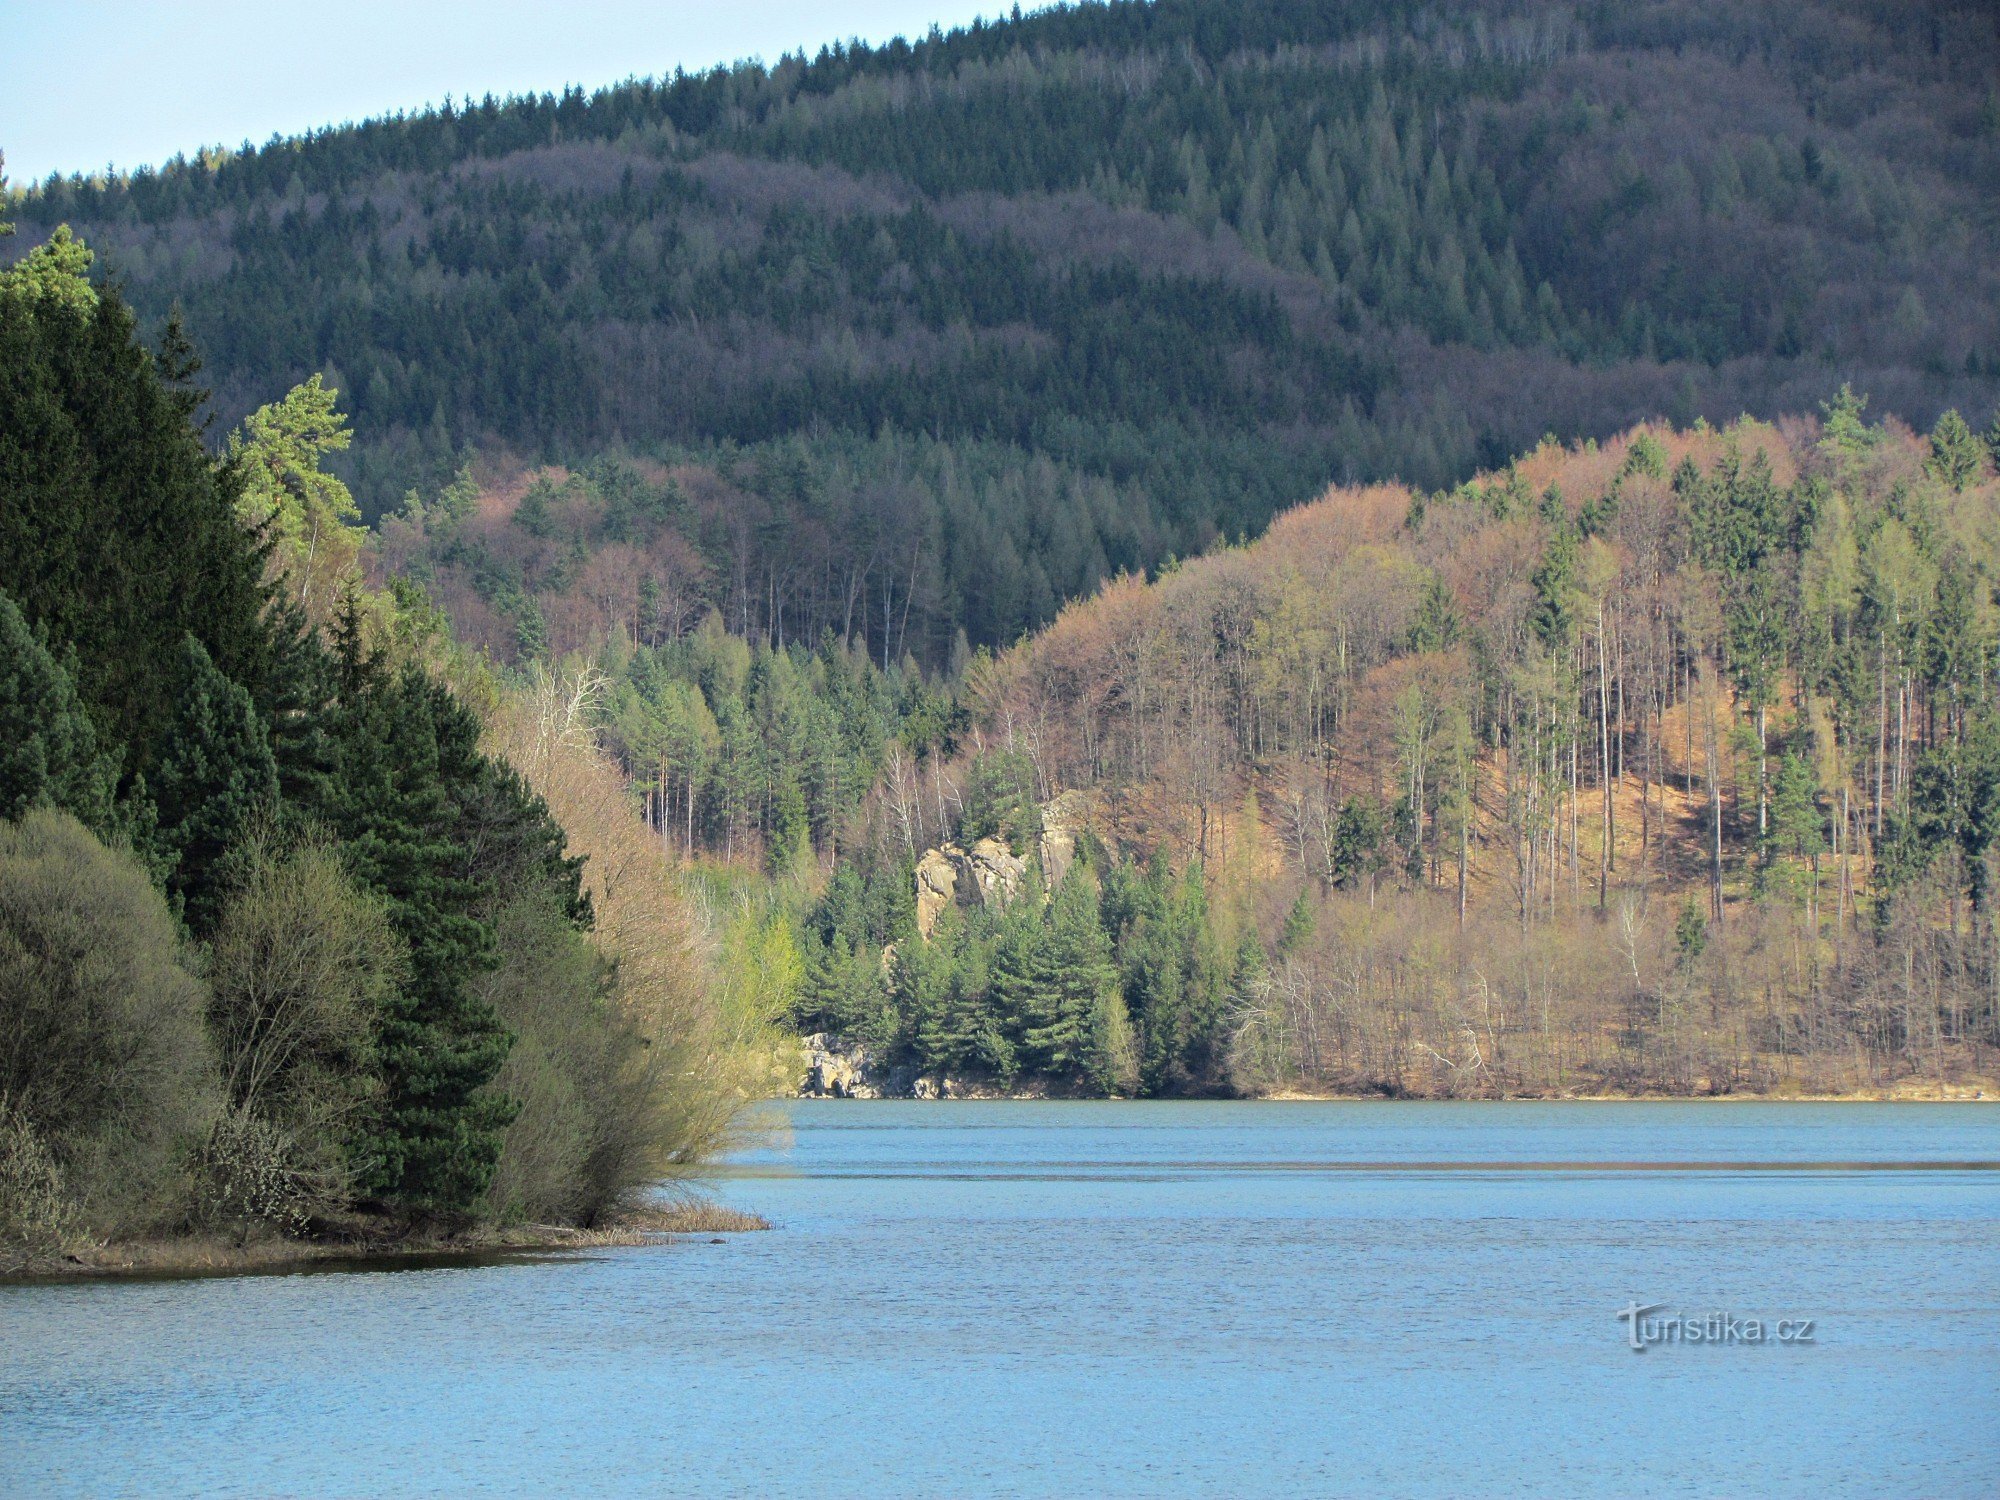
left=8, top=0, right=2000, bottom=660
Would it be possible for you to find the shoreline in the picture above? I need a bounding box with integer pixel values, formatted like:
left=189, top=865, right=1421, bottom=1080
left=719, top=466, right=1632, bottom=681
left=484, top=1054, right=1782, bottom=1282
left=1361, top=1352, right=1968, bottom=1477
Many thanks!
left=1254, top=1083, right=1997, bottom=1103
left=4, top=1203, right=769, bottom=1286
left=796, top=1082, right=1997, bottom=1104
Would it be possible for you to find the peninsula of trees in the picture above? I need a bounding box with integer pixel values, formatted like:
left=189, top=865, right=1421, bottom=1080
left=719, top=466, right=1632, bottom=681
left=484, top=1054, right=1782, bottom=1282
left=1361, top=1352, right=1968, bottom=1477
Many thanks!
left=0, top=229, right=770, bottom=1275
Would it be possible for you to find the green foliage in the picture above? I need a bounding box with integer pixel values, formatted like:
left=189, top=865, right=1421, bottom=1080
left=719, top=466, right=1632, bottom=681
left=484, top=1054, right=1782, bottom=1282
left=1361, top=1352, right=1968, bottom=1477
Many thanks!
left=1332, top=796, right=1390, bottom=891
left=0, top=586, right=120, bottom=837
left=1925, top=408, right=1986, bottom=491
left=476, top=888, right=654, bottom=1226
left=1037, top=869, right=1138, bottom=1094
left=201, top=835, right=399, bottom=1231
left=0, top=224, right=95, bottom=315
left=1674, top=900, right=1710, bottom=967
left=1277, top=890, right=1316, bottom=957
left=226, top=375, right=363, bottom=617
left=1101, top=855, right=1233, bottom=1095
left=900, top=905, right=1012, bottom=1081
left=796, top=843, right=1183, bottom=1094
left=606, top=624, right=958, bottom=863
left=0, top=810, right=216, bottom=1236
left=0, top=1103, right=86, bottom=1270
left=0, top=249, right=279, bottom=787
left=150, top=637, right=280, bottom=935
left=960, top=747, right=1042, bottom=853
left=304, top=628, right=526, bottom=1218
left=1529, top=510, right=1578, bottom=648
left=1820, top=383, right=1878, bottom=459
left=21, top=6, right=1991, bottom=659
left=0, top=231, right=690, bottom=1240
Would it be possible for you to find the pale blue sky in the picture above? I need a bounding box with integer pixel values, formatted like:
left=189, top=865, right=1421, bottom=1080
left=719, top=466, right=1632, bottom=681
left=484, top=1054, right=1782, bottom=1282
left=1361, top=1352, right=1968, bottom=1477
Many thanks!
left=5, top=1, right=1005, bottom=185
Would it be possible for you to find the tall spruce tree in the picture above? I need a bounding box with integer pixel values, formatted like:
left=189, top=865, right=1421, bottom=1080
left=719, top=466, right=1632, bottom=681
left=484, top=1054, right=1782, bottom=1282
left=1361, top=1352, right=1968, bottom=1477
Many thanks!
left=1021, top=870, right=1122, bottom=1086
left=1925, top=408, right=1986, bottom=491
left=0, top=228, right=277, bottom=777
left=150, top=637, right=279, bottom=934
left=0, top=587, right=121, bottom=836
left=309, top=612, right=517, bottom=1217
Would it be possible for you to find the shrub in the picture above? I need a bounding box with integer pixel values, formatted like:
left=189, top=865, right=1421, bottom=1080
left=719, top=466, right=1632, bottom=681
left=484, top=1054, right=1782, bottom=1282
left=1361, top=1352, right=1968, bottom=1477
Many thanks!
left=484, top=669, right=766, bottom=1224
left=477, top=891, right=629, bottom=1225
left=195, top=835, right=402, bottom=1236
left=0, top=809, right=216, bottom=1235
left=0, top=1104, right=86, bottom=1271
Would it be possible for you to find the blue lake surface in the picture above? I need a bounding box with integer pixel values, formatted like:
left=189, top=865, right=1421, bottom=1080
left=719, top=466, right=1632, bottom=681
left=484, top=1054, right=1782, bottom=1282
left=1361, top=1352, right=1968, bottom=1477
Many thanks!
left=5, top=1101, right=1999, bottom=1497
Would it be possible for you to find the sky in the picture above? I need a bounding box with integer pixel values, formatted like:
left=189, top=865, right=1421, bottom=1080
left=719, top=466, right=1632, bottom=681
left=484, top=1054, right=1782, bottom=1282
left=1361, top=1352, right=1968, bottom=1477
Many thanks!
left=4, top=0, right=1005, bottom=185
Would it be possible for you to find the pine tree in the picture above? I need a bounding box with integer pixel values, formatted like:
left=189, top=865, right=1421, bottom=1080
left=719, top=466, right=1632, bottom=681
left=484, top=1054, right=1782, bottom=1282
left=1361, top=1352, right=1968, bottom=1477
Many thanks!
left=0, top=233, right=277, bottom=777
left=0, top=587, right=120, bottom=836
left=1766, top=751, right=1825, bottom=862
left=308, top=618, right=517, bottom=1218
left=1529, top=504, right=1579, bottom=648
left=988, top=885, right=1048, bottom=1063
left=1276, top=891, right=1315, bottom=957
left=149, top=637, right=279, bottom=934
left=1022, top=870, right=1121, bottom=1086
left=1332, top=796, right=1388, bottom=892
left=1924, top=408, right=1986, bottom=492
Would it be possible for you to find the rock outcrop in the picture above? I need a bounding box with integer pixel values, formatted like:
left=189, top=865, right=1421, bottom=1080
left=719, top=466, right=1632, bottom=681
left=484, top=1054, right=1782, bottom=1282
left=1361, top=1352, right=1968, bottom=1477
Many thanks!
left=799, top=1033, right=882, bottom=1099
left=914, top=848, right=959, bottom=937
left=1039, top=789, right=1086, bottom=890
left=796, top=1033, right=1080, bottom=1099
left=957, top=837, right=1026, bottom=906
left=910, top=792, right=1089, bottom=938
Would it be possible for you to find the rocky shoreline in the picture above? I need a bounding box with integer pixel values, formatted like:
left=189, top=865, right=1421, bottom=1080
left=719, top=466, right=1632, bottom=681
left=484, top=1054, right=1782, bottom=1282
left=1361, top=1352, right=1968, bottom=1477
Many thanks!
left=795, top=1034, right=1997, bottom=1103
left=797, top=1032, right=1087, bottom=1099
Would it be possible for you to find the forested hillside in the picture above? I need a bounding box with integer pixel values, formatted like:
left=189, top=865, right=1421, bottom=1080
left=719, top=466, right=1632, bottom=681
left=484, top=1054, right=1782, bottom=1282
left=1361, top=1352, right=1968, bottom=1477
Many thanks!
left=0, top=229, right=767, bottom=1271
left=9, top=0, right=2000, bottom=659
left=931, top=401, right=2000, bottom=1096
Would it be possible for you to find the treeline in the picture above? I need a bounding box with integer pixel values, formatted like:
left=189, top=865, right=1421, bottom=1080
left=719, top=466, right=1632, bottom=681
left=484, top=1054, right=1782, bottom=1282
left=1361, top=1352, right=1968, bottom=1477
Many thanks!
left=9, top=0, right=1997, bottom=659
left=0, top=231, right=748, bottom=1269
left=976, top=404, right=2000, bottom=1095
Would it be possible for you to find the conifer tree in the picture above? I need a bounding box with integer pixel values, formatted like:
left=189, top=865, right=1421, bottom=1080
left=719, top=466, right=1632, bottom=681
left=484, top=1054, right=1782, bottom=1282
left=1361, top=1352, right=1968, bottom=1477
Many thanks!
left=309, top=613, right=517, bottom=1217
left=0, top=230, right=276, bottom=774
left=1021, top=870, right=1122, bottom=1086
left=0, top=588, right=120, bottom=837
left=150, top=637, right=279, bottom=934
left=1924, top=408, right=1986, bottom=492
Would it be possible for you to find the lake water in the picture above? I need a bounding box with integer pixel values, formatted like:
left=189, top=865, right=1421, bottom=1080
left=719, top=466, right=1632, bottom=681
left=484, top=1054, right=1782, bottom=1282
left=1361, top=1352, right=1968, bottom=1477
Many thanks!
left=5, top=1101, right=1998, bottom=1497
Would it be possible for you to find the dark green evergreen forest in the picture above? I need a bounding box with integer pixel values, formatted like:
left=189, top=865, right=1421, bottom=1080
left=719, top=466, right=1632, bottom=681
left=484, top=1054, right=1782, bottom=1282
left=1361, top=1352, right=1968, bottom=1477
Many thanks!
left=10, top=0, right=1999, bottom=659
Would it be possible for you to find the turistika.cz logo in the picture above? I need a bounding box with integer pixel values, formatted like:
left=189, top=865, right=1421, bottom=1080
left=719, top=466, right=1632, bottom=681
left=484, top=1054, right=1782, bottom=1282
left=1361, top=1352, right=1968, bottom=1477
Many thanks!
left=1616, top=1302, right=1817, bottom=1352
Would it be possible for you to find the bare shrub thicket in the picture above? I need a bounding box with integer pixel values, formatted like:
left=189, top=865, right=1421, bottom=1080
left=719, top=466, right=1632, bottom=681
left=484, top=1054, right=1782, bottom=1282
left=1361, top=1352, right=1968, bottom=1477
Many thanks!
left=0, top=1104, right=86, bottom=1271
left=481, top=665, right=778, bottom=1224
left=1229, top=884, right=1994, bottom=1098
